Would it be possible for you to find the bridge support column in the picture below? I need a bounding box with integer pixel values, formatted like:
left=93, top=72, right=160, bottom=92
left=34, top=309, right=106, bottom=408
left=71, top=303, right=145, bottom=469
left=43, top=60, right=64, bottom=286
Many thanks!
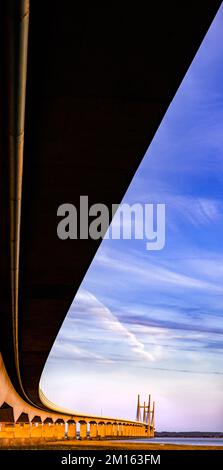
left=125, top=425, right=131, bottom=437
left=79, top=422, right=87, bottom=439
left=140, top=426, right=145, bottom=437
left=141, top=426, right=145, bottom=437
left=42, top=419, right=55, bottom=439
left=122, top=424, right=127, bottom=437
left=30, top=423, right=42, bottom=438
left=112, top=423, right=118, bottom=437
left=55, top=420, right=65, bottom=439
left=105, top=423, right=113, bottom=438
left=55, top=423, right=65, bottom=439
left=46, top=420, right=55, bottom=439
left=48, top=424, right=56, bottom=439
left=0, top=423, right=15, bottom=438
left=14, top=423, right=31, bottom=438
left=49, top=424, right=57, bottom=438
left=89, top=422, right=97, bottom=439
left=146, top=426, right=150, bottom=438
left=98, top=423, right=105, bottom=438
left=67, top=422, right=76, bottom=439
left=117, top=424, right=122, bottom=437
left=42, top=423, right=53, bottom=439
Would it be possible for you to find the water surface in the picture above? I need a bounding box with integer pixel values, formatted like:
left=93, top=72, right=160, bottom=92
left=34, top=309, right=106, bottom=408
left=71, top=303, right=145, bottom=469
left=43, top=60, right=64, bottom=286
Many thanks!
left=120, top=437, right=223, bottom=446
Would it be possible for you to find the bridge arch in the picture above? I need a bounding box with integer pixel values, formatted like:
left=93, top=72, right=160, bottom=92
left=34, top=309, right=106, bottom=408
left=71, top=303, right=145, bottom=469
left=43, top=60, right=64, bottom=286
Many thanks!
left=0, top=402, right=14, bottom=423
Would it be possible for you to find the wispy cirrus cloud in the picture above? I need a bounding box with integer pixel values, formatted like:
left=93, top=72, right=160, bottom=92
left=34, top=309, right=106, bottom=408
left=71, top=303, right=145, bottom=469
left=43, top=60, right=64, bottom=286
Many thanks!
left=51, top=339, right=114, bottom=364
left=93, top=248, right=223, bottom=293
left=50, top=289, right=163, bottom=365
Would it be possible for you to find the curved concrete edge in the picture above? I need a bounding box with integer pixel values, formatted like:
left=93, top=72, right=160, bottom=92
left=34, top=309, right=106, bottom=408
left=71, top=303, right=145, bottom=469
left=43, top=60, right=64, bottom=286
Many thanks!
left=0, top=353, right=71, bottom=423
left=38, top=387, right=148, bottom=426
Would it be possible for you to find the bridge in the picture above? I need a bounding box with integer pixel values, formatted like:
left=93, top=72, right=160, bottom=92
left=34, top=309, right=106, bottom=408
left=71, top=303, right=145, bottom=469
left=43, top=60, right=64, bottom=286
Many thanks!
left=0, top=0, right=221, bottom=443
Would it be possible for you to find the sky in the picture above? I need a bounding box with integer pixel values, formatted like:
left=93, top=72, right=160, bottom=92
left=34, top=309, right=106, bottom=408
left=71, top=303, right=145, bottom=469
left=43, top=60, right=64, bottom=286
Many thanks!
left=41, top=6, right=223, bottom=431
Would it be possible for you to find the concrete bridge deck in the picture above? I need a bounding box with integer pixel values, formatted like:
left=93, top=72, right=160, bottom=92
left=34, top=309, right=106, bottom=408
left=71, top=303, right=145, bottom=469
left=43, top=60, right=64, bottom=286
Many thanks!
left=0, top=353, right=150, bottom=441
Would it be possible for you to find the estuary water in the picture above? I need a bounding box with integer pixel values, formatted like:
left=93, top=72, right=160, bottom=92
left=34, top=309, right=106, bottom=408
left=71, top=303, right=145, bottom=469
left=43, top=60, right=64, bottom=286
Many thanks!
left=120, top=437, right=223, bottom=446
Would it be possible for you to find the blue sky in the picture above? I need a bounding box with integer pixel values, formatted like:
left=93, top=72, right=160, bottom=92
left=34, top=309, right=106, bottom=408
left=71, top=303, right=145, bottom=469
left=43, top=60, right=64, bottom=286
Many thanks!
left=41, top=6, right=223, bottom=431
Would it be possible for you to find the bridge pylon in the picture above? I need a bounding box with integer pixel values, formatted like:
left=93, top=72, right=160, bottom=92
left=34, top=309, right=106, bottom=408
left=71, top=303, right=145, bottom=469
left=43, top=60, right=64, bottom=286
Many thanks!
left=136, top=393, right=155, bottom=429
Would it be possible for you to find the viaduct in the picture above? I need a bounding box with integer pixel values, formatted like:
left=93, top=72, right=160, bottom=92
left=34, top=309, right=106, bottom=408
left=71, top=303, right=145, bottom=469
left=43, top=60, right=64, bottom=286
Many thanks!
left=0, top=1, right=221, bottom=443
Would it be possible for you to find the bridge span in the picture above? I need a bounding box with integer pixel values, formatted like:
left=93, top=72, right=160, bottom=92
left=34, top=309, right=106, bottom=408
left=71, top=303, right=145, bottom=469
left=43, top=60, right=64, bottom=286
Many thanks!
left=0, top=0, right=221, bottom=443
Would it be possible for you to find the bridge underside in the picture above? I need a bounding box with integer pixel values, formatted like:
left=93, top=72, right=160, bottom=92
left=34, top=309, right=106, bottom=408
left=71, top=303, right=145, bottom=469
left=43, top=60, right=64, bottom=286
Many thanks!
left=0, top=1, right=221, bottom=414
